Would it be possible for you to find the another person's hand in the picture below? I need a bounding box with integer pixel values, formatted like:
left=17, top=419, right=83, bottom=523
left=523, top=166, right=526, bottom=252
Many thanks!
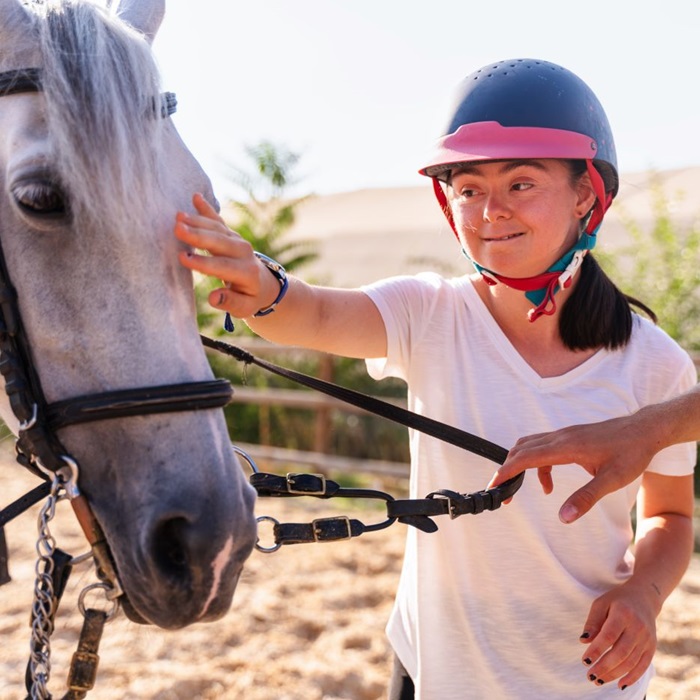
left=174, top=193, right=279, bottom=319
left=578, top=580, right=658, bottom=691
left=488, top=414, right=660, bottom=523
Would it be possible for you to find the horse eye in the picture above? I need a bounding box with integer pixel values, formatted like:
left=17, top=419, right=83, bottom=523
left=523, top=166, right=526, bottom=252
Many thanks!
left=12, top=180, right=68, bottom=217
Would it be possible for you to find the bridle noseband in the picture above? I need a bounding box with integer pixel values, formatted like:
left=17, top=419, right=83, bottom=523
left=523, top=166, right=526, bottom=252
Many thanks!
left=0, top=67, right=42, bottom=96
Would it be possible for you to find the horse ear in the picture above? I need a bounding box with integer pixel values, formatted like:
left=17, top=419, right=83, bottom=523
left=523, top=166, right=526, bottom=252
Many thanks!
left=0, top=0, right=34, bottom=58
left=117, top=0, right=165, bottom=45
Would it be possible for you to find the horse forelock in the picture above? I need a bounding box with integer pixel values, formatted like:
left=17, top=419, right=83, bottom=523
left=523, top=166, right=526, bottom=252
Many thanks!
left=35, top=0, right=166, bottom=237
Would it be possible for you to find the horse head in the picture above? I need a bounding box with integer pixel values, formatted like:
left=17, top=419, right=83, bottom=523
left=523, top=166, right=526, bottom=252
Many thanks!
left=0, top=0, right=257, bottom=629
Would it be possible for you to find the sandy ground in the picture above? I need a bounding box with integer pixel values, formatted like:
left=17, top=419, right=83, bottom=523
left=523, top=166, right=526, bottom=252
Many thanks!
left=1, top=460, right=699, bottom=699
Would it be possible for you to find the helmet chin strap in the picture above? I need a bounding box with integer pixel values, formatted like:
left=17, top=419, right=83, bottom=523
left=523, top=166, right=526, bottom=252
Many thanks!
left=433, top=159, right=612, bottom=322
left=463, top=227, right=599, bottom=321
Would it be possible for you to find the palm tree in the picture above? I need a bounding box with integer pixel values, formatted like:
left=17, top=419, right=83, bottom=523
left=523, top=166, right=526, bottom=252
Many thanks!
left=195, top=141, right=318, bottom=332
left=224, top=140, right=317, bottom=271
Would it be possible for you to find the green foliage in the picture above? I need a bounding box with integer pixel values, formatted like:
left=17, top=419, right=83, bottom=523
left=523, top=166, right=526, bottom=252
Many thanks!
left=597, top=173, right=700, bottom=350
left=224, top=140, right=318, bottom=272
left=194, top=140, right=319, bottom=336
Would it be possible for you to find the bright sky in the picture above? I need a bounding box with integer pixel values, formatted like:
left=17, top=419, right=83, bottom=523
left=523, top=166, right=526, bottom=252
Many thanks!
left=153, top=0, right=700, bottom=200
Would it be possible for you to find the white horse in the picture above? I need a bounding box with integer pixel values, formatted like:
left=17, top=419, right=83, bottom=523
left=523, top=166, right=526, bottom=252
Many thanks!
left=0, top=0, right=257, bottom=629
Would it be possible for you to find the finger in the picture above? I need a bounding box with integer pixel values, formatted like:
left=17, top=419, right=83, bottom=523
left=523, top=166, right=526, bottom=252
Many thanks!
left=192, top=192, right=225, bottom=222
left=487, top=456, right=539, bottom=488
left=559, top=469, right=627, bottom=523
left=615, top=648, right=655, bottom=691
left=178, top=249, right=256, bottom=289
left=487, top=455, right=549, bottom=489
left=536, top=466, right=553, bottom=494
left=176, top=211, right=229, bottom=235
left=586, top=629, right=641, bottom=686
left=208, top=288, right=260, bottom=319
left=579, top=599, right=609, bottom=648
left=175, top=218, right=252, bottom=259
left=590, top=646, right=644, bottom=689
left=489, top=435, right=565, bottom=487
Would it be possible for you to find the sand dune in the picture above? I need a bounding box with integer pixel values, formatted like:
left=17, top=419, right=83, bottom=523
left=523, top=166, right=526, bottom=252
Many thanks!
left=276, top=166, right=700, bottom=288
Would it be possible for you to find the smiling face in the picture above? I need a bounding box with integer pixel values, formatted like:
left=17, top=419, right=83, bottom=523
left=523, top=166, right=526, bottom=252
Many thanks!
left=448, top=159, right=596, bottom=278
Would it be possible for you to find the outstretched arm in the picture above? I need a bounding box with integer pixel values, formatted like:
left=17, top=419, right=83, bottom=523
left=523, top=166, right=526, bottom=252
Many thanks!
left=174, top=193, right=387, bottom=359
left=488, top=384, right=700, bottom=523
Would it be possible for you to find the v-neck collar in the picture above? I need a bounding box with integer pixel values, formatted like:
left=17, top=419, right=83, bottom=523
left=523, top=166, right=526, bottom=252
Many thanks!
left=459, top=277, right=610, bottom=390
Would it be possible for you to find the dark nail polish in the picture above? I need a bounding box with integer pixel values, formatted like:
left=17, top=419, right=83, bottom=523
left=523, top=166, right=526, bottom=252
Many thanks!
left=621, top=685, right=628, bottom=691
left=589, top=674, right=597, bottom=682
left=584, top=658, right=592, bottom=665
left=580, top=632, right=590, bottom=639
left=596, top=678, right=605, bottom=685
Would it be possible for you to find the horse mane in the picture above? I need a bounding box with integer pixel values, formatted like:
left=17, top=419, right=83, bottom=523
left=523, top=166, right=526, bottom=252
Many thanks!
left=32, top=0, right=166, bottom=235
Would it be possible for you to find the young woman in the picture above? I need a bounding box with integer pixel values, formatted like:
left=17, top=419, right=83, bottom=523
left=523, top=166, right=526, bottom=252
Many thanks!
left=175, top=58, right=696, bottom=699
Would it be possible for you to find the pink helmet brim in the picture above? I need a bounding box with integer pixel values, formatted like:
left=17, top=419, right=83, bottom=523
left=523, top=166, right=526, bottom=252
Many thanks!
left=419, top=122, right=598, bottom=179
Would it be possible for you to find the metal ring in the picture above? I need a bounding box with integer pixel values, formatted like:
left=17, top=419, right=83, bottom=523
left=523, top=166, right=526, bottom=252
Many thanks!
left=56, top=455, right=81, bottom=499
left=232, top=444, right=259, bottom=474
left=255, top=515, right=281, bottom=553
left=33, top=453, right=81, bottom=499
left=18, top=403, right=38, bottom=431
left=77, top=582, right=120, bottom=622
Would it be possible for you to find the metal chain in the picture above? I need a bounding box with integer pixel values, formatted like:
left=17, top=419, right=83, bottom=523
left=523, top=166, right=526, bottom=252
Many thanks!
left=28, top=473, right=66, bottom=700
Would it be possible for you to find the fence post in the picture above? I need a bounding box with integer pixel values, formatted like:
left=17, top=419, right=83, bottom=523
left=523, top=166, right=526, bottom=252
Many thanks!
left=313, top=354, right=334, bottom=456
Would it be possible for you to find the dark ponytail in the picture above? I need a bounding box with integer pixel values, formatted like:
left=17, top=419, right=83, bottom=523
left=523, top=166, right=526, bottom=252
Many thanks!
left=560, top=254, right=656, bottom=350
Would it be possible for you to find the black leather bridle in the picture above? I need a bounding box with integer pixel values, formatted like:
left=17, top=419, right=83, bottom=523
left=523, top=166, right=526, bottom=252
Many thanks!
left=0, top=67, right=233, bottom=481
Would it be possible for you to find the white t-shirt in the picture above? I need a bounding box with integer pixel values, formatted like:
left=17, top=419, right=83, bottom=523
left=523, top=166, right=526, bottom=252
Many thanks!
left=363, top=273, right=696, bottom=700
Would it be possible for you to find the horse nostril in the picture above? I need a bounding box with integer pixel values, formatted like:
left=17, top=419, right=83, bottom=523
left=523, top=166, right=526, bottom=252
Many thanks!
left=152, top=517, right=191, bottom=576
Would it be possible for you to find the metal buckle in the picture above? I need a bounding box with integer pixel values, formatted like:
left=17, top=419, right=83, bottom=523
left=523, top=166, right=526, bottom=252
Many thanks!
left=430, top=493, right=458, bottom=519
left=286, top=472, right=327, bottom=496
left=312, top=516, right=352, bottom=542
left=445, top=496, right=458, bottom=520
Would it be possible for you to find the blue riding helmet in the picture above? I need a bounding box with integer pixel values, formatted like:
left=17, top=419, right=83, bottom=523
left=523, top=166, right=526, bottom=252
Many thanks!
left=421, top=57, right=618, bottom=197
left=419, top=58, right=618, bottom=321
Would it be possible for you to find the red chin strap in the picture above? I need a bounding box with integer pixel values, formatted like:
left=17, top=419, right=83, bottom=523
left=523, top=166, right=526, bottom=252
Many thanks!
left=478, top=248, right=588, bottom=322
